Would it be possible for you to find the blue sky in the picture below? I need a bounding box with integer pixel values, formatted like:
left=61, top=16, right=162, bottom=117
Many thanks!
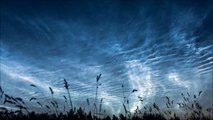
left=0, top=0, right=213, bottom=115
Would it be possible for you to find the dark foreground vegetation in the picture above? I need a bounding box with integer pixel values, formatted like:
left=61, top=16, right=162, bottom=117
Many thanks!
left=0, top=108, right=211, bottom=120
left=0, top=74, right=212, bottom=120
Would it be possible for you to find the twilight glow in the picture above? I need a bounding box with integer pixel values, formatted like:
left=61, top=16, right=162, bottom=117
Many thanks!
left=0, top=0, right=213, bottom=115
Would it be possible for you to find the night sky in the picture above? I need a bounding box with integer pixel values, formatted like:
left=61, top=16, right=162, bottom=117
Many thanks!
left=1, top=0, right=213, bottom=115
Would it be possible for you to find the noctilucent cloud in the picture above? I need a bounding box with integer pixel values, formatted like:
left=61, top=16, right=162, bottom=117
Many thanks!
left=1, top=0, right=213, bottom=114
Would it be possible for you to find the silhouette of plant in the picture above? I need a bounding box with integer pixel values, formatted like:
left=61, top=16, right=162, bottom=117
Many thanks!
left=63, top=79, right=73, bottom=111
left=0, top=76, right=212, bottom=120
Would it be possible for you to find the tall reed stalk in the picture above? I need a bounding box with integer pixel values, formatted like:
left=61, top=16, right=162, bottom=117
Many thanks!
left=94, top=74, right=101, bottom=119
left=49, top=87, right=58, bottom=116
left=64, top=79, right=73, bottom=110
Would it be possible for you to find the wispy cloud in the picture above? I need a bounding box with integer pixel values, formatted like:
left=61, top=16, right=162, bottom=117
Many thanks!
left=1, top=0, right=212, bottom=114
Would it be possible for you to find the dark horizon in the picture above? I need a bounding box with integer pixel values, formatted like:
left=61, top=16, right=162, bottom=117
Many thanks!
left=0, top=0, right=213, bottom=117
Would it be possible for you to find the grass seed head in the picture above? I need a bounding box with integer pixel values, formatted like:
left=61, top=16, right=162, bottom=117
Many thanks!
left=49, top=87, right=54, bottom=95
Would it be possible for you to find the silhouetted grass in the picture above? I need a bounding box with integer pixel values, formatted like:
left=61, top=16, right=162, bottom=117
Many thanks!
left=94, top=74, right=102, bottom=119
left=63, top=79, right=73, bottom=110
left=0, top=75, right=212, bottom=120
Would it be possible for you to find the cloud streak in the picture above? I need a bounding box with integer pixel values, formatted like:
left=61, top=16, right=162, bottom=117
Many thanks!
left=1, top=0, right=213, bottom=114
